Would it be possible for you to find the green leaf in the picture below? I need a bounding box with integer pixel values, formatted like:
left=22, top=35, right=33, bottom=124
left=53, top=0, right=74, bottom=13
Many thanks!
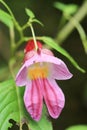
left=25, top=8, right=43, bottom=26
left=66, top=125, right=87, bottom=130
left=32, top=19, right=44, bottom=26
left=54, top=2, right=78, bottom=16
left=0, top=79, right=53, bottom=130
left=25, top=8, right=35, bottom=19
left=73, top=21, right=87, bottom=53
left=0, top=79, right=24, bottom=130
left=41, top=36, right=85, bottom=73
left=0, top=9, right=13, bottom=28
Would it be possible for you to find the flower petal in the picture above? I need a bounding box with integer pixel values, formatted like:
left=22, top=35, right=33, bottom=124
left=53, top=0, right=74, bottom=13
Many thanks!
left=43, top=78, right=65, bottom=119
left=51, top=62, right=73, bottom=80
left=24, top=50, right=36, bottom=61
left=16, top=48, right=72, bottom=87
left=24, top=79, right=43, bottom=121
left=25, top=49, right=61, bottom=67
left=25, top=49, right=72, bottom=80
left=15, top=64, right=27, bottom=86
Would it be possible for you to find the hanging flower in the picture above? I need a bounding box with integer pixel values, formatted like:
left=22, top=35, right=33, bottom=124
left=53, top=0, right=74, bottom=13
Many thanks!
left=16, top=40, right=73, bottom=121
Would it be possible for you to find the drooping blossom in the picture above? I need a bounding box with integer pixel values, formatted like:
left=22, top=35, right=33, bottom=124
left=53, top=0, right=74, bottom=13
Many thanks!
left=16, top=40, right=72, bottom=121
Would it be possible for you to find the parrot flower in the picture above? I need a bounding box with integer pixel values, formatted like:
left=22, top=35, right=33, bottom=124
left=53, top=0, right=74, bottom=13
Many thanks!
left=16, top=40, right=72, bottom=121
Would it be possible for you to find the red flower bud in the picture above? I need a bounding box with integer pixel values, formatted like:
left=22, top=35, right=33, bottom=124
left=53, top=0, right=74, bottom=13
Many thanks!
left=24, top=40, right=42, bottom=53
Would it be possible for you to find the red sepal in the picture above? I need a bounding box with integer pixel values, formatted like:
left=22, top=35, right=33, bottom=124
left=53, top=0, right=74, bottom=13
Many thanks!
left=24, top=40, right=42, bottom=53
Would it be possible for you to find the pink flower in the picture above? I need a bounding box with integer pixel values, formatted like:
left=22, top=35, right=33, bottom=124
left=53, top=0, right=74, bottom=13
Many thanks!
left=16, top=40, right=72, bottom=121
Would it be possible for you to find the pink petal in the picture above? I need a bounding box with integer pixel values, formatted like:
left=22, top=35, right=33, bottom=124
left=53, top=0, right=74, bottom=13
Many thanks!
left=16, top=49, right=72, bottom=87
left=15, top=64, right=27, bottom=86
left=25, top=49, right=72, bottom=80
left=51, top=62, right=73, bottom=80
left=25, top=50, right=61, bottom=67
left=24, top=79, right=43, bottom=121
left=24, top=50, right=36, bottom=61
left=15, top=51, right=37, bottom=87
left=43, top=78, right=65, bottom=119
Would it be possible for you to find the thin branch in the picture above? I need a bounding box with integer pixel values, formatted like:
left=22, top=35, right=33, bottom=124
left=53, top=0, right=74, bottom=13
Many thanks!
left=55, top=0, right=87, bottom=44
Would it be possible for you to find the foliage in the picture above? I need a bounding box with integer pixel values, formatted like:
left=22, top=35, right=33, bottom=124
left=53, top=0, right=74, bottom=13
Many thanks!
left=0, top=9, right=13, bottom=28
left=66, top=125, right=87, bottom=130
left=54, top=1, right=87, bottom=53
left=54, top=2, right=78, bottom=16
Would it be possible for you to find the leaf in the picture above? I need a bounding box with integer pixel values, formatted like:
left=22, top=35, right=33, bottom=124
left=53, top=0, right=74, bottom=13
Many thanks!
left=54, top=2, right=78, bottom=16
left=0, top=9, right=13, bottom=28
left=25, top=8, right=43, bottom=26
left=73, top=21, right=87, bottom=53
left=66, top=125, right=87, bottom=130
left=41, top=36, right=85, bottom=73
left=32, top=19, right=44, bottom=26
left=0, top=79, right=53, bottom=130
left=25, top=8, right=35, bottom=19
left=0, top=79, right=24, bottom=130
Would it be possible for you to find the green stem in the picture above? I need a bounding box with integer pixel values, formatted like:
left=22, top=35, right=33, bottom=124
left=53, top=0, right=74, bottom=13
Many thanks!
left=9, top=26, right=16, bottom=56
left=16, top=87, right=24, bottom=130
left=9, top=59, right=25, bottom=130
left=55, top=0, right=87, bottom=44
left=0, top=0, right=14, bottom=20
left=22, top=23, right=29, bottom=31
left=30, top=24, right=38, bottom=50
left=0, top=0, right=24, bottom=55
left=0, top=0, right=20, bottom=30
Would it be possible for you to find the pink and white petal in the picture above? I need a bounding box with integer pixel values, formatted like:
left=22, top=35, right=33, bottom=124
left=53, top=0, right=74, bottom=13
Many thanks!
left=41, top=49, right=65, bottom=65
left=24, top=79, right=43, bottom=121
left=17, top=49, right=72, bottom=87
left=51, top=62, right=73, bottom=80
left=43, top=78, right=65, bottom=119
left=25, top=50, right=62, bottom=66
left=41, top=50, right=72, bottom=80
left=16, top=51, right=37, bottom=87
left=25, top=53, right=38, bottom=67
left=24, top=50, right=36, bottom=61
left=42, top=49, right=54, bottom=56
left=25, top=50, right=72, bottom=79
left=15, top=64, right=27, bottom=86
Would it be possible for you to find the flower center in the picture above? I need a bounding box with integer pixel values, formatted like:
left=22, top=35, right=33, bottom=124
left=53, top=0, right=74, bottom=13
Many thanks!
left=28, top=63, right=49, bottom=79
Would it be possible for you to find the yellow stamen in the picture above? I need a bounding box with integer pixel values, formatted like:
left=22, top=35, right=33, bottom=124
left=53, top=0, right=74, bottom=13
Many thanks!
left=28, top=63, right=49, bottom=79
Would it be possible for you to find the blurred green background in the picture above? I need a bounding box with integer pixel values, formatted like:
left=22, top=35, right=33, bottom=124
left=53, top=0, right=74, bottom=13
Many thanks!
left=0, top=0, right=87, bottom=130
